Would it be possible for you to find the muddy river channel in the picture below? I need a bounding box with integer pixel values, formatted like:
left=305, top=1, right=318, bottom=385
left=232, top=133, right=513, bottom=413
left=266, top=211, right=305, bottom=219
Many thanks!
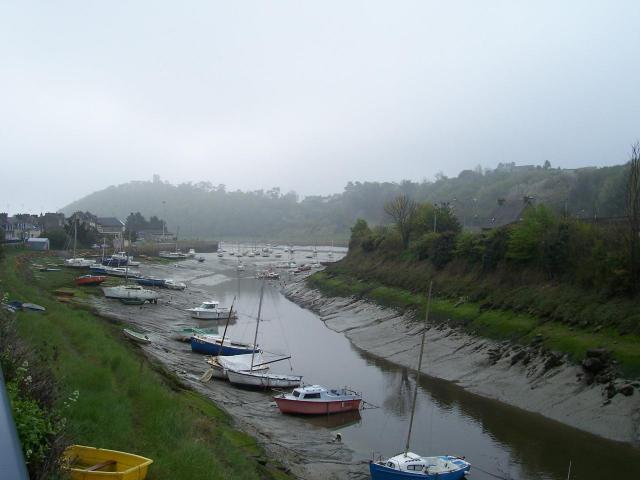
left=90, top=247, right=640, bottom=480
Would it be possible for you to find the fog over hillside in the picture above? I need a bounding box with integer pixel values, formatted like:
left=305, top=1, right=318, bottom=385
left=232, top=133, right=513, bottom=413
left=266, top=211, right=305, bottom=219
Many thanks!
left=61, top=162, right=628, bottom=242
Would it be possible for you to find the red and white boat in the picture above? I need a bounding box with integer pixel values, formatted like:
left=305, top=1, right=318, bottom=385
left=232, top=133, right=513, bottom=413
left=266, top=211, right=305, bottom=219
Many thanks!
left=75, top=274, right=107, bottom=286
left=274, top=385, right=362, bottom=415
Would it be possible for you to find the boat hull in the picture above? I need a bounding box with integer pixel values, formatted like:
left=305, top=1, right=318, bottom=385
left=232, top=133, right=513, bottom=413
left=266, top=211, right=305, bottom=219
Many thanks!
left=135, top=278, right=166, bottom=287
left=102, top=287, right=159, bottom=301
left=76, top=275, right=107, bottom=286
left=227, top=370, right=302, bottom=389
left=187, top=310, right=232, bottom=320
left=369, top=459, right=470, bottom=480
left=63, top=445, right=153, bottom=480
left=274, top=397, right=361, bottom=415
left=190, top=336, right=257, bottom=356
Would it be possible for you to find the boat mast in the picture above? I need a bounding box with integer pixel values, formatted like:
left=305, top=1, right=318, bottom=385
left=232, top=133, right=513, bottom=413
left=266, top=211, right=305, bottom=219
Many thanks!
left=218, top=297, right=236, bottom=354
left=250, top=281, right=265, bottom=371
left=404, top=280, right=433, bottom=456
left=73, top=217, right=77, bottom=258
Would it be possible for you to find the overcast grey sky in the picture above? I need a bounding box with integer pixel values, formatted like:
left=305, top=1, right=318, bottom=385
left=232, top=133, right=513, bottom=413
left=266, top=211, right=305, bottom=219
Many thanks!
left=2, top=1, right=639, bottom=213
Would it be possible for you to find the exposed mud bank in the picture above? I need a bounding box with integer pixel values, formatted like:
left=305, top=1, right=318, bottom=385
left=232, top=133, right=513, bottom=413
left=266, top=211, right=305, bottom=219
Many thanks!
left=283, top=281, right=640, bottom=446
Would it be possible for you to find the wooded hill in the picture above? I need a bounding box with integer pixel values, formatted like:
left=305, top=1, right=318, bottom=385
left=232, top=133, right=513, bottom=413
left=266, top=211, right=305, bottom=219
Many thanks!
left=61, top=162, right=629, bottom=243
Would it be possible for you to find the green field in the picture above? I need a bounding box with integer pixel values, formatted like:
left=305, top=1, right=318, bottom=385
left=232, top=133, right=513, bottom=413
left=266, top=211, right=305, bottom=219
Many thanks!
left=0, top=250, right=290, bottom=480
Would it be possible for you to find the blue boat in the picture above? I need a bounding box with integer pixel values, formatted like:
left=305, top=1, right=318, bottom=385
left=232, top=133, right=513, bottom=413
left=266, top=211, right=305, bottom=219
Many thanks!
left=89, top=264, right=108, bottom=274
left=135, top=277, right=166, bottom=287
left=101, top=257, right=129, bottom=267
left=369, top=454, right=470, bottom=479
left=190, top=334, right=258, bottom=356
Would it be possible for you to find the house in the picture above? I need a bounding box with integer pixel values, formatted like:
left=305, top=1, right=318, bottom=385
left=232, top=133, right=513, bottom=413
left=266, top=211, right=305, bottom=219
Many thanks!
left=27, top=237, right=49, bottom=251
left=39, top=212, right=65, bottom=232
left=482, top=197, right=534, bottom=230
left=1, top=214, right=42, bottom=242
left=96, top=217, right=125, bottom=237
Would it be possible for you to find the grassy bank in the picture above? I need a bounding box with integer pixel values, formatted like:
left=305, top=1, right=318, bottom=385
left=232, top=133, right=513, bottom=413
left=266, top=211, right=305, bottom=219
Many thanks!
left=0, top=250, right=290, bottom=480
left=308, top=269, right=640, bottom=378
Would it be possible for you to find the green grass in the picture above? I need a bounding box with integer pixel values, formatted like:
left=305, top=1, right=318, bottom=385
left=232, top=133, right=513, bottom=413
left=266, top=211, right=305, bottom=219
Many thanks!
left=1, top=250, right=290, bottom=480
left=308, top=269, right=640, bottom=378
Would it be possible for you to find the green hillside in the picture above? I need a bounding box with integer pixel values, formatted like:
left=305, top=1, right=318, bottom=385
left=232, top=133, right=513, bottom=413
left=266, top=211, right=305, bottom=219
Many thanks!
left=61, top=162, right=628, bottom=243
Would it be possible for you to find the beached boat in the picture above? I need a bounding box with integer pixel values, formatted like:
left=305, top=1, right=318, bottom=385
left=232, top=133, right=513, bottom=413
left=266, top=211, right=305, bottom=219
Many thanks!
left=227, top=369, right=302, bottom=389
left=205, top=353, right=269, bottom=379
left=172, top=327, right=218, bottom=342
left=76, top=275, right=107, bottom=286
left=164, top=279, right=186, bottom=290
left=119, top=298, right=146, bottom=306
left=63, top=444, right=153, bottom=480
left=65, top=257, right=94, bottom=268
left=197, top=256, right=205, bottom=262
left=369, top=282, right=471, bottom=480
left=190, top=334, right=257, bottom=356
left=274, top=385, right=362, bottom=415
left=102, top=285, right=159, bottom=303
left=186, top=301, right=235, bottom=320
left=123, top=328, right=151, bottom=344
left=22, top=303, right=46, bottom=312
left=135, top=277, right=166, bottom=287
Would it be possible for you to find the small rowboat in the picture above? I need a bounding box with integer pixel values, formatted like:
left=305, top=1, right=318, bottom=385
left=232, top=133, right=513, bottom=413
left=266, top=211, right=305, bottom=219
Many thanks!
left=123, top=329, right=151, bottom=344
left=63, top=444, right=153, bottom=479
left=76, top=275, right=107, bottom=286
left=274, top=385, right=362, bottom=415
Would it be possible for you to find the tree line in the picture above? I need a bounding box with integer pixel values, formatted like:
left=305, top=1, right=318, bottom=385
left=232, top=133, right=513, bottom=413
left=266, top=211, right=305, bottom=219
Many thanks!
left=349, top=144, right=640, bottom=296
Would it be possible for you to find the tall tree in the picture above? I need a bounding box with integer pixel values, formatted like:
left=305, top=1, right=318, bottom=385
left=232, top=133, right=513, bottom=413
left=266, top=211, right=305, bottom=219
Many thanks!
left=384, top=195, right=416, bottom=248
left=627, top=142, right=640, bottom=291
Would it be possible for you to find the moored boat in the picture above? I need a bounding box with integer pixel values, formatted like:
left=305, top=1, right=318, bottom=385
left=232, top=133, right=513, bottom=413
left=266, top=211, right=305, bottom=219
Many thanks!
left=102, top=285, right=159, bottom=303
left=190, top=334, right=257, bottom=356
left=76, top=275, right=107, bottom=286
left=205, top=352, right=269, bottom=379
left=172, top=327, right=218, bottom=342
left=227, top=369, right=303, bottom=389
left=164, top=279, right=186, bottom=290
left=186, top=301, right=235, bottom=320
left=63, top=444, right=153, bottom=480
left=369, top=454, right=470, bottom=480
left=65, top=257, right=94, bottom=268
left=274, top=385, right=362, bottom=415
left=135, top=277, right=166, bottom=287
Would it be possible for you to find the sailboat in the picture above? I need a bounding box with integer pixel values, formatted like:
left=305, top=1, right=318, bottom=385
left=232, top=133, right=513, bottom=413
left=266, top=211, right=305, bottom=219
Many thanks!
left=64, top=218, right=93, bottom=268
left=226, top=281, right=303, bottom=389
left=369, top=282, right=471, bottom=480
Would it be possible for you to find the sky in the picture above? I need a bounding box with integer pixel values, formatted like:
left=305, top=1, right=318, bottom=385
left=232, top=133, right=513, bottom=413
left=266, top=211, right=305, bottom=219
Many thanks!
left=2, top=0, right=640, bottom=214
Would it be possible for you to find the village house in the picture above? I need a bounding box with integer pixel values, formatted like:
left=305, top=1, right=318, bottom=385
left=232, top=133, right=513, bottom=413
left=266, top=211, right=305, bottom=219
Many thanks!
left=0, top=213, right=42, bottom=242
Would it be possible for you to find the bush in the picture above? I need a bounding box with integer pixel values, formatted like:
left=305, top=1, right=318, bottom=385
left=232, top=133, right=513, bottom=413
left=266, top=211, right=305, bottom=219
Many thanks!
left=429, top=232, right=457, bottom=269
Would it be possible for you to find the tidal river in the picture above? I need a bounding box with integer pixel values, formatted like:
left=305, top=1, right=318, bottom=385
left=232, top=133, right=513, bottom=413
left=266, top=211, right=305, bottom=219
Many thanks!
left=96, top=247, right=640, bottom=480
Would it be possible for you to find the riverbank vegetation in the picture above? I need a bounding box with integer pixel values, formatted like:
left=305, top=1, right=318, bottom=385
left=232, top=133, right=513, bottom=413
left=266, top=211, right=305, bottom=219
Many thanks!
left=0, top=250, right=290, bottom=479
left=310, top=152, right=640, bottom=377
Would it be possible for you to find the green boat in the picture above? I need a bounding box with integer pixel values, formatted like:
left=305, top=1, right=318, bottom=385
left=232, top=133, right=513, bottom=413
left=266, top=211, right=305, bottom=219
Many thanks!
left=123, top=328, right=151, bottom=344
left=172, top=327, right=218, bottom=342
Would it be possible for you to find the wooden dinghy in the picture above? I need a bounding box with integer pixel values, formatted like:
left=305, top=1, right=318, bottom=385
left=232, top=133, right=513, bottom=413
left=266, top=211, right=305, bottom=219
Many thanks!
left=122, top=329, right=151, bottom=344
left=63, top=445, right=153, bottom=480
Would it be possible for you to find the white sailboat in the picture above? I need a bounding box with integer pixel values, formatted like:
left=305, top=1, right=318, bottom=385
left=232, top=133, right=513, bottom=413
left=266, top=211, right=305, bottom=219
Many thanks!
left=64, top=218, right=94, bottom=268
left=226, top=282, right=302, bottom=389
